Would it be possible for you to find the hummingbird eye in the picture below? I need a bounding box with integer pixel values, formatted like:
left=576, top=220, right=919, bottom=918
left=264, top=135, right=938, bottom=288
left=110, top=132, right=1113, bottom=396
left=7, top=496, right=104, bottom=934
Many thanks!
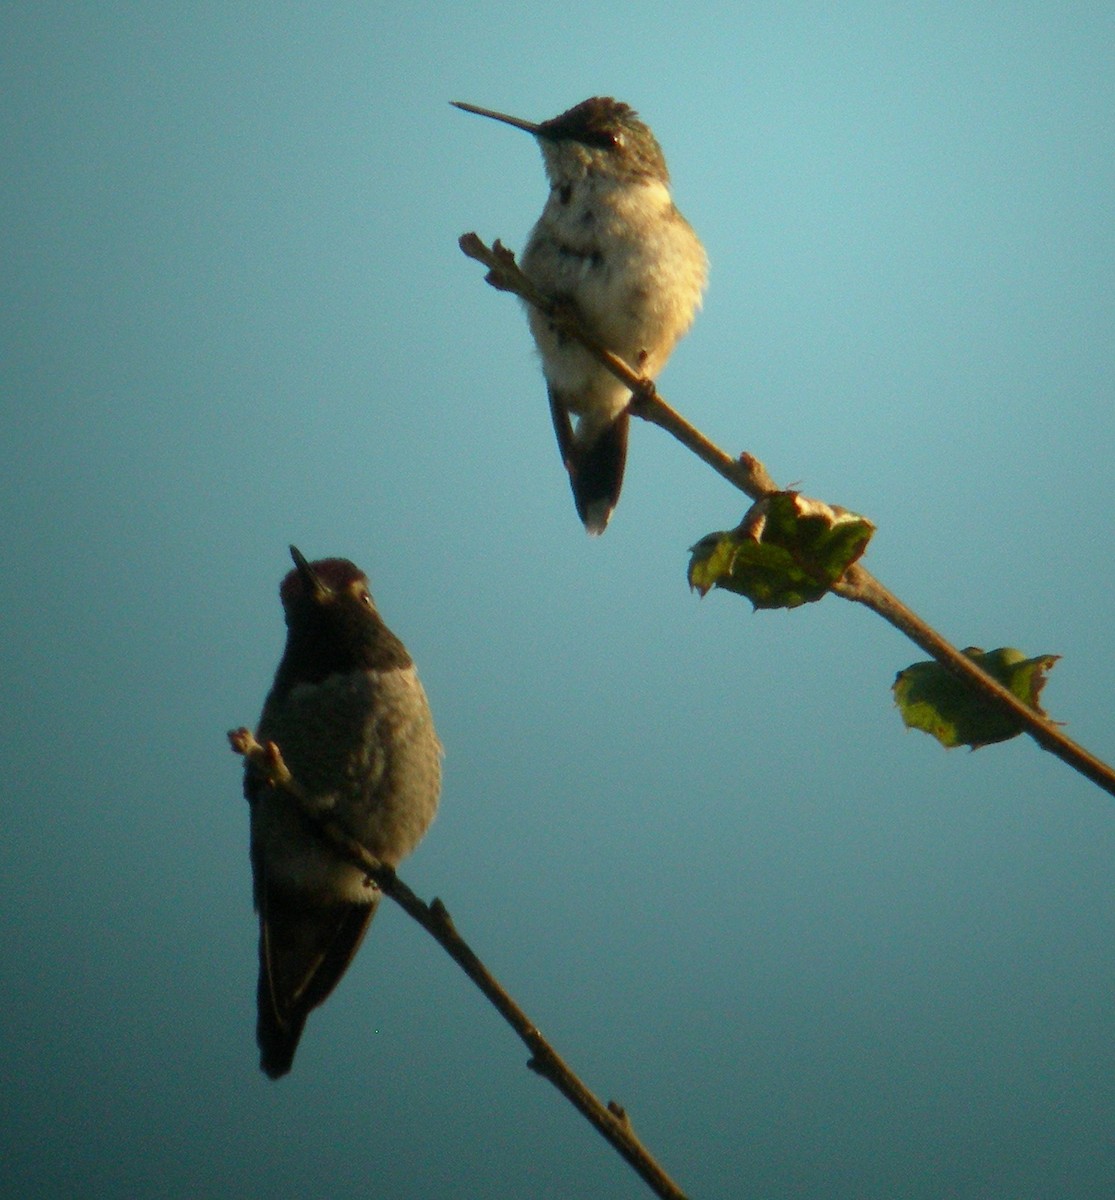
left=347, top=580, right=375, bottom=607
left=581, top=129, right=619, bottom=151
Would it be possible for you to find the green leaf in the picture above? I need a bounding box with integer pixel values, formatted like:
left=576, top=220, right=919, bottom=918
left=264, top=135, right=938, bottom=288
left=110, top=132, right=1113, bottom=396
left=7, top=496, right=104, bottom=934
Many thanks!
left=688, top=492, right=875, bottom=610
left=893, top=646, right=1060, bottom=749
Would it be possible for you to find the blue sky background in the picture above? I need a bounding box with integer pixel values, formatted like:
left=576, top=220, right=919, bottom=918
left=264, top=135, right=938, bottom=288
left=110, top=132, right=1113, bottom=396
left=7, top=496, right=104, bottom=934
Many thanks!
left=3, top=4, right=1114, bottom=1197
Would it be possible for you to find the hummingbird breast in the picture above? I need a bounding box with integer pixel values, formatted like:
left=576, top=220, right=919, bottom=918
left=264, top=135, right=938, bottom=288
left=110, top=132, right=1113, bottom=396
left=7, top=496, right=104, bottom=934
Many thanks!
left=521, top=173, right=707, bottom=433
left=250, top=666, right=442, bottom=904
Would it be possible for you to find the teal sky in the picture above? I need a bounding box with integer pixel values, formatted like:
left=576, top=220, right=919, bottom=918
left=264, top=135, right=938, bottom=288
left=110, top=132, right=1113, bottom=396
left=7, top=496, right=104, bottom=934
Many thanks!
left=4, top=4, right=1114, bottom=1197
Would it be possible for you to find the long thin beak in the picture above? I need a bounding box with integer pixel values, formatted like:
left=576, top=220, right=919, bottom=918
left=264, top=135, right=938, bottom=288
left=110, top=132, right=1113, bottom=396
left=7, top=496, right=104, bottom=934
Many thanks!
left=288, top=545, right=329, bottom=601
left=451, top=101, right=541, bottom=136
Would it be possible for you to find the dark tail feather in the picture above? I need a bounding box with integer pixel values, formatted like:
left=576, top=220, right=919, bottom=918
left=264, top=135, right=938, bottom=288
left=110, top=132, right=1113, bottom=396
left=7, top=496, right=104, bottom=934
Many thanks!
left=257, top=983, right=306, bottom=1080
left=256, top=891, right=378, bottom=1079
left=549, top=394, right=629, bottom=535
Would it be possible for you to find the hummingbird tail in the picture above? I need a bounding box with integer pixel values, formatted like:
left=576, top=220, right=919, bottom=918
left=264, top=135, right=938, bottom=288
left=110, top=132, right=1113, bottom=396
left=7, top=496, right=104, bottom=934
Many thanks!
left=256, top=890, right=378, bottom=1079
left=549, top=394, right=629, bottom=535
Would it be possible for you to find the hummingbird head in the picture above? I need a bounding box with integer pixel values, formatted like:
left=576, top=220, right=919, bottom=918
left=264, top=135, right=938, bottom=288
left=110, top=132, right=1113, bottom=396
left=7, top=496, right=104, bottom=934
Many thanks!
left=274, top=546, right=411, bottom=688
left=452, top=96, right=668, bottom=186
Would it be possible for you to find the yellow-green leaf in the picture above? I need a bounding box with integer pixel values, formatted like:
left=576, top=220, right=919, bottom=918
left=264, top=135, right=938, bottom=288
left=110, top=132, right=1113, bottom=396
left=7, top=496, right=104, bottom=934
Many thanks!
left=688, top=492, right=875, bottom=610
left=893, top=646, right=1060, bottom=749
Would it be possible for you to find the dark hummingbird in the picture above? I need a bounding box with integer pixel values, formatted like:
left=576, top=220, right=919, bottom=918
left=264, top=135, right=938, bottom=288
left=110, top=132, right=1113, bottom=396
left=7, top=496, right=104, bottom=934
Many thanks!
left=453, top=96, right=708, bottom=534
left=244, top=546, right=442, bottom=1078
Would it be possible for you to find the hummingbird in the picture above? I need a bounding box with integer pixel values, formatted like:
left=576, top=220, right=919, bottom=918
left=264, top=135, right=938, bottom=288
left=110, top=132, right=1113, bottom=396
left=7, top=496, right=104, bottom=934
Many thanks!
left=244, top=545, right=442, bottom=1078
left=453, top=96, right=708, bottom=534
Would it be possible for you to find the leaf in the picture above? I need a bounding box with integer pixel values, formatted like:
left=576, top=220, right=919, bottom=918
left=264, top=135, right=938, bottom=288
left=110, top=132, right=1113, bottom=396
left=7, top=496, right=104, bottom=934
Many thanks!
left=893, top=646, right=1060, bottom=749
left=688, top=491, right=875, bottom=610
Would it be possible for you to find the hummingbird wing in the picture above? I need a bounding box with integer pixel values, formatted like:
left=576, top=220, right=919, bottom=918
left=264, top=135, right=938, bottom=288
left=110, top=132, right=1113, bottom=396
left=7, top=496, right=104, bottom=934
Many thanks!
left=548, top=387, right=629, bottom=535
left=255, top=883, right=379, bottom=1079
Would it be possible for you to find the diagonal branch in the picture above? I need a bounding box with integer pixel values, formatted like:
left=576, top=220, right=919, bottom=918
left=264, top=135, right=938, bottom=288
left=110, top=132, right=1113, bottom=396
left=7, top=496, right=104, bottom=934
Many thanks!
left=458, top=233, right=779, bottom=502
left=834, top=568, right=1115, bottom=795
left=228, top=727, right=689, bottom=1200
left=459, top=232, right=1115, bottom=799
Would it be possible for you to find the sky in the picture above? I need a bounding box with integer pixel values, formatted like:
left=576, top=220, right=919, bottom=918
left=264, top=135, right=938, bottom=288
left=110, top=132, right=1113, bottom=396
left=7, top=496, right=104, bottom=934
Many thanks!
left=3, top=3, right=1114, bottom=1198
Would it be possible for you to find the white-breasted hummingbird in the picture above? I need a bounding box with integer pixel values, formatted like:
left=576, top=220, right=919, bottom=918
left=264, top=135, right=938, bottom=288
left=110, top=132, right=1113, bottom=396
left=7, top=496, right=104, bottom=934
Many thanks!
left=454, top=96, right=708, bottom=533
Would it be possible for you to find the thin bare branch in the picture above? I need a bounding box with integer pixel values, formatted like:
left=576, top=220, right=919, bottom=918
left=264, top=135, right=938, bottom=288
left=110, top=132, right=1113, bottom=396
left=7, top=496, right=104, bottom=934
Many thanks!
left=459, top=232, right=1115, bottom=799
left=835, top=567, right=1115, bottom=795
left=458, top=233, right=778, bottom=500
left=228, top=727, right=689, bottom=1200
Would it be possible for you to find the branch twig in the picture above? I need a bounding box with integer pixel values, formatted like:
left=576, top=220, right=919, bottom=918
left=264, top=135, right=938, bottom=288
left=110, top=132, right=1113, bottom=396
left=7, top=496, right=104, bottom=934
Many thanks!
left=459, top=232, right=1115, bottom=799
left=228, top=727, right=689, bottom=1200
left=835, top=567, right=1115, bottom=795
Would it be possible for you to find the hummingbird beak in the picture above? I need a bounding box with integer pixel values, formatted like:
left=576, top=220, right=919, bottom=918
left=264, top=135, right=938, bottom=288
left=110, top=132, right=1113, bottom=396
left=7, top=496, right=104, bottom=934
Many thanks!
left=288, top=545, right=330, bottom=603
left=451, top=101, right=542, bottom=136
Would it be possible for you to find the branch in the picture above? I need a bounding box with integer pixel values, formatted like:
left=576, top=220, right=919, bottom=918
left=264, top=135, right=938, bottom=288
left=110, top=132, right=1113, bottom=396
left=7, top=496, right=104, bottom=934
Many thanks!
left=459, top=233, right=779, bottom=501
left=228, top=728, right=689, bottom=1200
left=458, top=232, right=1115, bottom=799
left=835, top=568, right=1115, bottom=795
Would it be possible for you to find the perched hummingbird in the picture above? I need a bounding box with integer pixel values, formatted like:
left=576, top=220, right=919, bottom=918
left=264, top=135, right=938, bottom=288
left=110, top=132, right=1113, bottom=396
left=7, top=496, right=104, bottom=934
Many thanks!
left=244, top=546, right=442, bottom=1078
left=454, top=96, right=708, bottom=534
